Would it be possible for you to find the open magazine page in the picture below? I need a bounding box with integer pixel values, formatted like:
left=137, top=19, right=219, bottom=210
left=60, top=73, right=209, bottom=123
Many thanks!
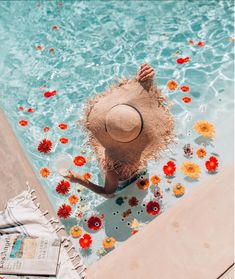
left=0, top=235, right=60, bottom=276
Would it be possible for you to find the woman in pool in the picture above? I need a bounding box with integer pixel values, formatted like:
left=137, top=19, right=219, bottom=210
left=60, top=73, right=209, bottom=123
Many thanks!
left=65, top=64, right=174, bottom=198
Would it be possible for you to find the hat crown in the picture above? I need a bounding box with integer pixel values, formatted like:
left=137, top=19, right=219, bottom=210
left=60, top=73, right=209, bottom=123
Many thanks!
left=105, top=104, right=142, bottom=143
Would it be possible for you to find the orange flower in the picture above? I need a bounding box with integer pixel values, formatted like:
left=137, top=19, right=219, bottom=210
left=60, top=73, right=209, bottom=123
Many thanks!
left=19, top=120, right=28, bottom=126
left=194, top=120, right=215, bottom=138
left=136, top=178, right=149, bottom=190
left=70, top=225, right=82, bottom=238
left=73, top=156, right=86, bottom=167
left=197, top=41, right=205, bottom=47
left=52, top=25, right=59, bottom=30
left=27, top=108, right=35, bottom=113
left=102, top=237, right=116, bottom=249
left=68, top=194, right=79, bottom=205
left=43, top=127, right=50, bottom=133
left=182, top=97, right=192, bottom=103
left=18, top=106, right=24, bottom=111
left=196, top=148, right=207, bottom=158
left=83, top=172, right=92, bottom=180
left=40, top=167, right=51, bottom=178
left=167, top=80, right=178, bottom=91
left=49, top=48, right=55, bottom=53
left=180, top=85, right=190, bottom=92
left=59, top=137, right=69, bottom=144
left=58, top=123, right=68, bottom=130
left=150, top=175, right=161, bottom=185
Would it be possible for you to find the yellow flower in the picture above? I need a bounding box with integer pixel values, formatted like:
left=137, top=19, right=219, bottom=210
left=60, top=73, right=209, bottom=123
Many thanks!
left=181, top=161, right=201, bottom=179
left=194, top=120, right=215, bottom=138
left=68, top=195, right=79, bottom=205
left=102, top=237, right=116, bottom=249
left=196, top=148, right=207, bottom=158
left=130, top=219, right=140, bottom=230
left=173, top=183, right=185, bottom=197
left=39, top=167, right=50, bottom=178
left=150, top=175, right=161, bottom=185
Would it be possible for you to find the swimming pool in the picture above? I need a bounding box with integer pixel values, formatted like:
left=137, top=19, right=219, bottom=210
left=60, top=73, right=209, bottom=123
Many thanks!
left=0, top=0, right=234, bottom=266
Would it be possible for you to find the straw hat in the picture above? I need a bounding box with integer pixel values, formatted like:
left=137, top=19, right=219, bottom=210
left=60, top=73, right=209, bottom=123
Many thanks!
left=82, top=79, right=174, bottom=179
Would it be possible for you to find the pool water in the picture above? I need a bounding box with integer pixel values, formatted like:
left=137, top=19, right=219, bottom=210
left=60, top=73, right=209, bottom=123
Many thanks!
left=0, top=0, right=234, bottom=266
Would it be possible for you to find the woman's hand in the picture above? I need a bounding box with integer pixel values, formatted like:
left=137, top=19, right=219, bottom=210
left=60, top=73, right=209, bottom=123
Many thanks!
left=136, top=63, right=155, bottom=82
left=64, top=170, right=84, bottom=184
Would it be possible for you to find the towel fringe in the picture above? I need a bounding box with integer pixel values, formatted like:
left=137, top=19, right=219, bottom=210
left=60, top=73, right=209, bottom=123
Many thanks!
left=41, top=210, right=49, bottom=217
left=32, top=196, right=37, bottom=201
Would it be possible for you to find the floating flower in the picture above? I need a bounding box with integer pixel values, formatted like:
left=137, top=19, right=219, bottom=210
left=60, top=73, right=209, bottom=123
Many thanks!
left=150, top=175, right=161, bottom=185
left=58, top=123, right=68, bottom=130
left=136, top=178, right=149, bottom=190
left=43, top=126, right=50, bottom=133
left=181, top=161, right=201, bottom=179
left=87, top=216, right=102, bottom=231
left=180, top=85, right=190, bottom=92
left=188, top=39, right=194, bottom=45
left=182, top=96, right=192, bottom=103
left=115, top=197, right=124, bottom=206
left=57, top=204, right=72, bottom=219
left=122, top=208, right=132, bottom=218
left=49, top=47, right=55, bottom=53
left=194, top=120, right=215, bottom=138
left=43, top=90, right=57, bottom=98
left=73, top=156, right=86, bottom=167
left=163, top=161, right=176, bottom=177
left=52, top=25, right=59, bottom=30
left=18, top=106, right=24, bottom=111
left=205, top=156, right=218, bottom=172
left=59, top=137, right=69, bottom=144
left=68, top=194, right=79, bottom=205
left=196, top=148, right=207, bottom=158
left=176, top=57, right=190, bottom=64
left=27, top=107, right=35, bottom=113
left=130, top=218, right=140, bottom=230
left=154, top=187, right=163, bottom=199
left=56, top=180, right=70, bottom=195
left=79, top=234, right=92, bottom=249
left=19, top=120, right=28, bottom=126
left=102, top=237, right=116, bottom=249
left=36, top=45, right=44, bottom=51
left=83, top=172, right=92, bottom=181
left=131, top=230, right=139, bottom=235
left=37, top=138, right=52, bottom=154
left=128, top=197, right=139, bottom=207
left=146, top=201, right=160, bottom=216
left=40, top=167, right=50, bottom=178
left=70, top=225, right=82, bottom=238
left=183, top=144, right=193, bottom=157
left=197, top=41, right=205, bottom=47
left=167, top=80, right=178, bottom=91
left=173, top=183, right=185, bottom=197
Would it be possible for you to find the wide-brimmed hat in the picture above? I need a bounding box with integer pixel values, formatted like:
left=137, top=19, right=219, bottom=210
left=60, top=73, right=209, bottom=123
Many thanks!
left=82, top=79, right=175, bottom=178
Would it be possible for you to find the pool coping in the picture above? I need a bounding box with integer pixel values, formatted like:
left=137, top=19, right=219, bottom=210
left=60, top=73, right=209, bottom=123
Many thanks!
left=0, top=108, right=234, bottom=279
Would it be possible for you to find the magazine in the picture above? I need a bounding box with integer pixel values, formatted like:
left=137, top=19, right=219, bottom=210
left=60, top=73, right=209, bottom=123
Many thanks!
left=0, top=235, right=60, bottom=276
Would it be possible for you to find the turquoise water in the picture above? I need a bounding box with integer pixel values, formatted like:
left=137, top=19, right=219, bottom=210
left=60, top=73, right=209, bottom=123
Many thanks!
left=0, top=0, right=234, bottom=266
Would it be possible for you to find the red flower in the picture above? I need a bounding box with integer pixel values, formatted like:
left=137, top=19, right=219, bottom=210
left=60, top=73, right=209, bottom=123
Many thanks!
left=56, top=180, right=70, bottom=195
left=49, top=48, right=55, bottom=53
left=163, top=161, right=176, bottom=176
left=52, top=25, right=59, bottom=30
left=57, top=204, right=72, bottom=219
left=205, top=156, right=218, bottom=172
left=73, top=156, right=86, bottom=167
left=188, top=39, right=194, bottom=45
left=87, top=216, right=102, bottom=231
left=146, top=201, right=161, bottom=216
left=36, top=45, right=44, bottom=51
left=43, top=90, right=57, bottom=98
left=176, top=57, right=190, bottom=64
left=59, top=137, right=69, bottom=144
left=27, top=108, right=35, bottom=113
left=182, top=96, right=192, bottom=103
left=37, top=138, right=52, bottom=154
left=19, top=120, right=29, bottom=126
left=131, top=230, right=139, bottom=235
left=79, top=234, right=92, bottom=249
left=19, top=106, right=24, bottom=111
left=58, top=123, right=68, bottom=130
left=128, top=197, right=139, bottom=207
left=197, top=41, right=205, bottom=47
left=43, top=126, right=50, bottom=133
left=180, top=85, right=190, bottom=92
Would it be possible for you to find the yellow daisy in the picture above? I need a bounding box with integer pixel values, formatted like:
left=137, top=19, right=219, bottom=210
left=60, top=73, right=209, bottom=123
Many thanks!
left=181, top=161, right=201, bottom=179
left=194, top=120, right=215, bottom=138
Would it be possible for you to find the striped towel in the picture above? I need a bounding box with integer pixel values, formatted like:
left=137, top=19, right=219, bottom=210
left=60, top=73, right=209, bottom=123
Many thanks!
left=0, top=184, right=85, bottom=279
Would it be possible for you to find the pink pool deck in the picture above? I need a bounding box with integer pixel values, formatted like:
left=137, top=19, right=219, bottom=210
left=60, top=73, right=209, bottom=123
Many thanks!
left=0, top=109, right=234, bottom=279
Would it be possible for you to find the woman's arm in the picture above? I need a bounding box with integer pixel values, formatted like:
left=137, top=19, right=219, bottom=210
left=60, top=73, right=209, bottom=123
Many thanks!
left=64, top=170, right=119, bottom=198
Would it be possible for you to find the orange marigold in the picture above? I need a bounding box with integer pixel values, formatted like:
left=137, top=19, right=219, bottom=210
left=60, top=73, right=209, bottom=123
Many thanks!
left=19, top=120, right=29, bottom=126
left=136, top=178, right=149, bottom=190
left=40, top=167, right=51, bottom=178
left=150, top=175, right=161, bottom=185
left=196, top=148, right=207, bottom=158
left=68, top=194, right=79, bottom=205
left=167, top=80, right=178, bottom=91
